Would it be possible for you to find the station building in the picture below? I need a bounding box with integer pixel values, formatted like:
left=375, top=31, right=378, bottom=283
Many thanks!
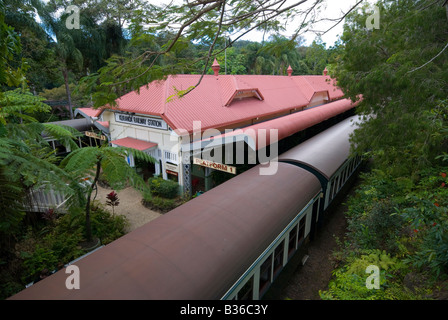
left=75, top=61, right=358, bottom=195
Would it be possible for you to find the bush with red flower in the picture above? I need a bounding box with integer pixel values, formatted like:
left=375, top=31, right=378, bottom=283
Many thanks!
left=106, top=191, right=120, bottom=216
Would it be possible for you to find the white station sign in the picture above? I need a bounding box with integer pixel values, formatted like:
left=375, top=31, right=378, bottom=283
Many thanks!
left=115, top=113, right=168, bottom=130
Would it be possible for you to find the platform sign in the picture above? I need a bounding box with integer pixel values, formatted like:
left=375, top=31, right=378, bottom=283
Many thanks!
left=193, top=157, right=236, bottom=174
left=85, top=131, right=107, bottom=141
left=165, top=163, right=178, bottom=172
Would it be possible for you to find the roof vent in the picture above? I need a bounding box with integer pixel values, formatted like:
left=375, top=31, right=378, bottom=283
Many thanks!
left=211, top=58, right=220, bottom=77
left=287, top=65, right=293, bottom=77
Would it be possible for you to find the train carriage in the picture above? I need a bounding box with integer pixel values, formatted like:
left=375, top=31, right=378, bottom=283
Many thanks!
left=10, top=115, right=363, bottom=300
left=278, top=115, right=362, bottom=222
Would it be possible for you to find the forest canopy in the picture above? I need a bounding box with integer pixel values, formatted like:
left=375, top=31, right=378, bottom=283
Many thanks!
left=2, top=0, right=355, bottom=111
left=1, top=0, right=448, bottom=300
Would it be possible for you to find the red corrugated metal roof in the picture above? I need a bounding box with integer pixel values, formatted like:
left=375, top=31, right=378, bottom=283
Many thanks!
left=196, top=98, right=359, bottom=150
left=107, top=73, right=344, bottom=133
left=75, top=107, right=103, bottom=118
left=111, top=137, right=157, bottom=151
left=96, top=121, right=109, bottom=128
left=163, top=74, right=312, bottom=132
left=292, top=75, right=343, bottom=101
left=114, top=79, right=167, bottom=116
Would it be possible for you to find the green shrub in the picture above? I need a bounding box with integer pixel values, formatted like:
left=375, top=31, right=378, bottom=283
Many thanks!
left=326, top=166, right=448, bottom=300
left=398, top=170, right=448, bottom=277
left=90, top=202, right=128, bottom=244
left=22, top=245, right=59, bottom=283
left=20, top=216, right=85, bottom=283
left=19, top=203, right=127, bottom=286
left=147, top=176, right=179, bottom=199
left=142, top=194, right=177, bottom=213
left=319, top=250, right=428, bottom=300
left=347, top=199, right=404, bottom=254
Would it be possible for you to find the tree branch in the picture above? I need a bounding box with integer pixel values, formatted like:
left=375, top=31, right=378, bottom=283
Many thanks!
left=307, top=0, right=364, bottom=36
left=407, top=41, right=448, bottom=73
left=180, top=0, right=226, bottom=97
left=99, top=0, right=367, bottom=96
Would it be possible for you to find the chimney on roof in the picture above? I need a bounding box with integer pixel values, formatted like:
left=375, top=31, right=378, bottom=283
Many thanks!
left=287, top=65, right=293, bottom=77
left=323, top=67, right=328, bottom=76
left=212, top=58, right=220, bottom=77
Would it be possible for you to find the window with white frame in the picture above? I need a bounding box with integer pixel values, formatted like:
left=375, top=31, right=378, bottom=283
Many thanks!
left=164, top=150, right=178, bottom=164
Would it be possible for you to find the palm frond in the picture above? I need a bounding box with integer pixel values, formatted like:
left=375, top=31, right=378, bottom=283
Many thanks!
left=59, top=146, right=100, bottom=175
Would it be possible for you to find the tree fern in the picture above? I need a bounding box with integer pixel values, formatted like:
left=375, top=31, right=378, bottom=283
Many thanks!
left=42, top=122, right=83, bottom=152
left=0, top=89, right=51, bottom=124
left=0, top=166, right=25, bottom=254
left=60, top=144, right=155, bottom=241
left=1, top=89, right=81, bottom=151
left=0, top=89, right=85, bottom=226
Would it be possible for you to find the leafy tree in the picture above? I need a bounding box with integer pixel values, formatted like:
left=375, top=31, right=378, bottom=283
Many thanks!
left=3, top=0, right=62, bottom=92
left=333, top=0, right=448, bottom=175
left=324, top=0, right=448, bottom=298
left=0, top=89, right=85, bottom=258
left=36, top=2, right=84, bottom=119
left=29, top=0, right=128, bottom=114
left=303, top=37, right=328, bottom=74
left=78, top=0, right=363, bottom=107
left=1, top=2, right=79, bottom=235
left=0, top=8, right=84, bottom=250
left=39, top=83, right=89, bottom=109
left=215, top=46, right=247, bottom=74
left=0, top=0, right=26, bottom=89
left=256, top=35, right=301, bottom=75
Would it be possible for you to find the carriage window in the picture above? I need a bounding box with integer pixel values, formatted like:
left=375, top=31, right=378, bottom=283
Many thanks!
left=288, top=225, right=298, bottom=258
left=259, top=255, right=272, bottom=296
left=298, top=217, right=306, bottom=245
left=335, top=176, right=340, bottom=195
left=330, top=179, right=336, bottom=199
left=238, top=276, right=253, bottom=300
left=273, top=240, right=285, bottom=278
left=328, top=181, right=332, bottom=201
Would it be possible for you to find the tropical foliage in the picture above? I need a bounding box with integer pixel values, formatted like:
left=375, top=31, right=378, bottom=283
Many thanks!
left=60, top=145, right=154, bottom=241
left=2, top=0, right=448, bottom=301
left=320, top=0, right=448, bottom=300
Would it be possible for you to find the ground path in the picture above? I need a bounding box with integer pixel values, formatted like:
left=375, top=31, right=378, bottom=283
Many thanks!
left=93, top=185, right=161, bottom=233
